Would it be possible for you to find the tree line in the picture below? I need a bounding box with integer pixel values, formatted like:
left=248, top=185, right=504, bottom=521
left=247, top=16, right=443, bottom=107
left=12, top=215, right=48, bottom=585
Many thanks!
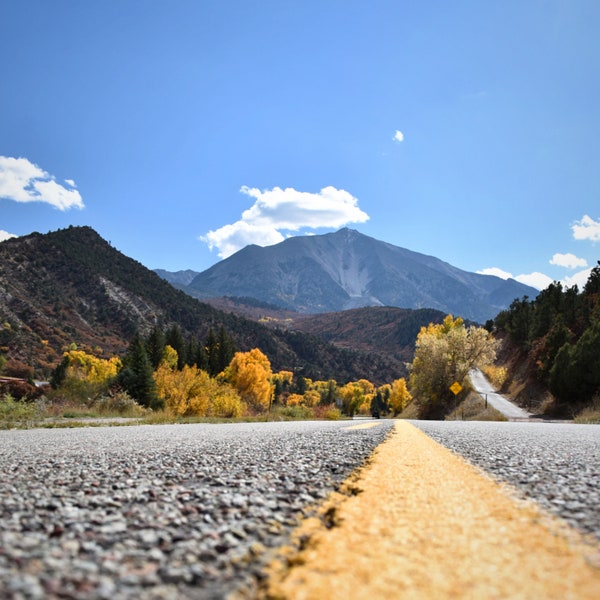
left=492, top=261, right=600, bottom=412
left=45, top=314, right=502, bottom=421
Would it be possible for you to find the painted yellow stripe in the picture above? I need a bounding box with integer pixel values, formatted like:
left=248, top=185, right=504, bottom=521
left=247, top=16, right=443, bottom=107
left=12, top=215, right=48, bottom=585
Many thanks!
left=343, top=422, right=383, bottom=430
left=262, top=421, right=600, bottom=599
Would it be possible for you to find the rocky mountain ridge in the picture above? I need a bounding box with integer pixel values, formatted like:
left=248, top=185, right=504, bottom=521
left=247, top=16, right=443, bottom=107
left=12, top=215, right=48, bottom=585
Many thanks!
left=164, top=228, right=536, bottom=323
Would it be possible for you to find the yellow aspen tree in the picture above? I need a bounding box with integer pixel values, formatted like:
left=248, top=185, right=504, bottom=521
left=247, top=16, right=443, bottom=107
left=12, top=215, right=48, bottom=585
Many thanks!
left=154, top=347, right=209, bottom=417
left=57, top=349, right=121, bottom=401
left=339, top=381, right=368, bottom=416
left=286, top=393, right=304, bottom=407
left=301, top=389, right=321, bottom=407
left=409, top=314, right=499, bottom=418
left=63, top=349, right=121, bottom=384
left=208, top=383, right=245, bottom=418
left=224, top=348, right=273, bottom=412
left=388, top=377, right=412, bottom=415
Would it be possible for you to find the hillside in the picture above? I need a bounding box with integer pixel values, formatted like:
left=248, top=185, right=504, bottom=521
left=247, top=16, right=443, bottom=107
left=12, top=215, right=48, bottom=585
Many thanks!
left=182, top=228, right=537, bottom=323
left=492, top=270, right=600, bottom=418
left=291, top=306, right=448, bottom=363
left=195, top=300, right=449, bottom=375
left=0, top=227, right=405, bottom=384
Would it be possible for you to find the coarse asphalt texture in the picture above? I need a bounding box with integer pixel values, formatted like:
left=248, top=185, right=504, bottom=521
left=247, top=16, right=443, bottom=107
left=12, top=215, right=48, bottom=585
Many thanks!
left=413, top=419, right=600, bottom=541
left=265, top=421, right=600, bottom=600
left=0, top=420, right=393, bottom=599
left=2, top=419, right=599, bottom=599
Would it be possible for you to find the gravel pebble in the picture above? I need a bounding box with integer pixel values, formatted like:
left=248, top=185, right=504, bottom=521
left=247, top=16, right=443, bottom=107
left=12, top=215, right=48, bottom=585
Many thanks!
left=0, top=420, right=393, bottom=599
left=413, top=420, right=600, bottom=541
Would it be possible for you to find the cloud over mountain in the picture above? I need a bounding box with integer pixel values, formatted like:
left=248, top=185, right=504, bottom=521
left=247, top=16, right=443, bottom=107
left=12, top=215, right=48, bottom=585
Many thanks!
left=202, top=185, right=369, bottom=258
left=0, top=230, right=18, bottom=242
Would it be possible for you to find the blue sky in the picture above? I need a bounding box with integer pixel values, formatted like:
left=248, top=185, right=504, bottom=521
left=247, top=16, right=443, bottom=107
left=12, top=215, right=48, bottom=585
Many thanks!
left=1, top=1, right=599, bottom=291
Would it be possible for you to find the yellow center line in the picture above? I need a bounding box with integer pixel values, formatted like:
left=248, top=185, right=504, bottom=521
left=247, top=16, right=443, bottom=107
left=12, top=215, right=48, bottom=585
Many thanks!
left=343, top=422, right=383, bottom=430
left=261, top=421, right=600, bottom=599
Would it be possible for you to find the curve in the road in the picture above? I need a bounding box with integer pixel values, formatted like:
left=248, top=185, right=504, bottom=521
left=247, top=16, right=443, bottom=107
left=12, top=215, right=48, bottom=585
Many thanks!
left=469, top=368, right=531, bottom=420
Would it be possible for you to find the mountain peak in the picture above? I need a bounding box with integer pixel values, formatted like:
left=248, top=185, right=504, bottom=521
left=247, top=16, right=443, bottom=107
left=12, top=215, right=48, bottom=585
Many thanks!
left=186, top=230, right=538, bottom=321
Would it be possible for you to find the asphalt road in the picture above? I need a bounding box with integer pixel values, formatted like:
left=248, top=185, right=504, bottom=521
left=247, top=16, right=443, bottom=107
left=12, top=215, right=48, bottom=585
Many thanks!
left=469, top=368, right=531, bottom=419
left=266, top=421, right=600, bottom=599
left=0, top=420, right=393, bottom=599
left=2, top=418, right=598, bottom=599
left=414, top=419, right=600, bottom=540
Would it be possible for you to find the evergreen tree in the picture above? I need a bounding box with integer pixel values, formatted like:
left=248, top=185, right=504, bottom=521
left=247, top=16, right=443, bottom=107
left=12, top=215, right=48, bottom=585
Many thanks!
left=118, top=333, right=162, bottom=409
left=206, top=328, right=220, bottom=377
left=165, top=325, right=186, bottom=369
left=294, top=375, right=308, bottom=395
left=50, top=355, right=70, bottom=389
left=185, top=337, right=198, bottom=368
left=145, top=326, right=166, bottom=370
left=193, top=338, right=208, bottom=371
left=217, top=326, right=236, bottom=373
left=320, top=379, right=338, bottom=405
left=370, top=390, right=387, bottom=417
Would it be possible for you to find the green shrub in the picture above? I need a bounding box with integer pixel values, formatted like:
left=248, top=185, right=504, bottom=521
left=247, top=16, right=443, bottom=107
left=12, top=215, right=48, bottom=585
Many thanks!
left=0, top=394, right=45, bottom=428
left=94, top=390, right=147, bottom=416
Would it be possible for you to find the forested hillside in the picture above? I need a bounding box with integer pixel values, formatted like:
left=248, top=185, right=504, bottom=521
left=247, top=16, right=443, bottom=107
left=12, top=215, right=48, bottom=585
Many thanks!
left=493, top=262, right=600, bottom=416
left=0, top=227, right=401, bottom=384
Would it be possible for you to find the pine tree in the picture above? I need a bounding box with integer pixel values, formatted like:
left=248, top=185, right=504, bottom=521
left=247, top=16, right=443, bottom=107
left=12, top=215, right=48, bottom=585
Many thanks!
left=206, top=328, right=220, bottom=377
left=145, top=326, right=165, bottom=370
left=165, top=325, right=186, bottom=369
left=118, top=333, right=162, bottom=409
left=217, top=326, right=236, bottom=373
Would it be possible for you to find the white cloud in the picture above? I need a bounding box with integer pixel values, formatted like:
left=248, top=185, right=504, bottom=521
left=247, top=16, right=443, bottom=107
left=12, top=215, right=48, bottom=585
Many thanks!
left=0, top=156, right=84, bottom=211
left=515, top=272, right=554, bottom=290
left=549, top=252, right=588, bottom=269
left=572, top=214, right=600, bottom=242
left=393, top=130, right=404, bottom=142
left=202, top=185, right=369, bottom=258
left=203, top=221, right=285, bottom=260
left=0, top=230, right=18, bottom=242
left=563, top=267, right=593, bottom=289
left=478, top=267, right=553, bottom=290
left=477, top=267, right=512, bottom=280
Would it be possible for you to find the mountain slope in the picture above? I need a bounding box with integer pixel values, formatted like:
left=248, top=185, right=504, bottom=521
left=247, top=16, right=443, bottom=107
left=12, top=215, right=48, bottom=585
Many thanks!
left=154, top=269, right=200, bottom=288
left=0, top=227, right=403, bottom=384
left=291, top=306, right=448, bottom=365
left=186, top=228, right=537, bottom=322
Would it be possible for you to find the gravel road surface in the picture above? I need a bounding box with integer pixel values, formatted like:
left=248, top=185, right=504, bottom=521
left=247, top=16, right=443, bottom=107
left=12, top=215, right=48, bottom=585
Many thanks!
left=0, top=420, right=393, bottom=599
left=413, top=420, right=600, bottom=541
left=469, top=368, right=531, bottom=419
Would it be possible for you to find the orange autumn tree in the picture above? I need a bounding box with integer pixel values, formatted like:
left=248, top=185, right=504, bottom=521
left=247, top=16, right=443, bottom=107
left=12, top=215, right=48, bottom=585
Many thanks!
left=224, top=348, right=273, bottom=412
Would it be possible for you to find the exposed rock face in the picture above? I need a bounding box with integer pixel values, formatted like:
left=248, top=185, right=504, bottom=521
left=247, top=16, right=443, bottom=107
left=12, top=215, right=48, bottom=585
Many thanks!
left=186, top=228, right=537, bottom=322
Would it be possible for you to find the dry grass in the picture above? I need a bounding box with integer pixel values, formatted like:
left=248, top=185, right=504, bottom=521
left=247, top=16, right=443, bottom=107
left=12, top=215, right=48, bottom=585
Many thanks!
left=575, top=397, right=600, bottom=424
left=446, top=391, right=507, bottom=421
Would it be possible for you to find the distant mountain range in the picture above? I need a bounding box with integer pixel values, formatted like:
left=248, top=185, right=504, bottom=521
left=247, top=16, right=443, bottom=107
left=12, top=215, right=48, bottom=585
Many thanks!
left=158, top=228, right=537, bottom=323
